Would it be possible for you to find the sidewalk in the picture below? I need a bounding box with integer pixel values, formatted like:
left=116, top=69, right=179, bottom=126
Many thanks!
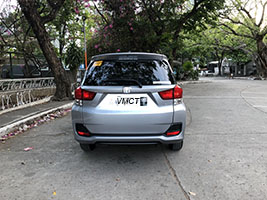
left=0, top=100, right=73, bottom=139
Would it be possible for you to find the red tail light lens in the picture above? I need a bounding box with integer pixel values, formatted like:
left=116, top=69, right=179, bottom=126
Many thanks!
left=75, top=87, right=96, bottom=100
left=76, top=124, right=91, bottom=137
left=83, top=90, right=96, bottom=100
left=77, top=131, right=91, bottom=136
left=174, top=85, right=183, bottom=98
left=159, top=89, right=173, bottom=100
left=166, top=131, right=180, bottom=136
left=159, top=85, right=183, bottom=100
left=75, top=87, right=82, bottom=100
left=165, top=123, right=182, bottom=136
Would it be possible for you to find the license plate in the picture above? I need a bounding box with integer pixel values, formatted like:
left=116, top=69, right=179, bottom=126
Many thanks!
left=115, top=96, right=147, bottom=106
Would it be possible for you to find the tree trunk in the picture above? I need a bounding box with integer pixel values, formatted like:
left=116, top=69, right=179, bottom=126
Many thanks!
left=256, top=38, right=267, bottom=77
left=18, top=0, right=72, bottom=100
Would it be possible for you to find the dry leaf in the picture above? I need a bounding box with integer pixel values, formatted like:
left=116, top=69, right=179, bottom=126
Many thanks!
left=189, top=191, right=196, bottom=196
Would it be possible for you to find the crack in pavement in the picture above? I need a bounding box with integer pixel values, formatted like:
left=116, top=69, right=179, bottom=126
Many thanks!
left=240, top=86, right=267, bottom=115
left=162, top=147, right=191, bottom=200
left=185, top=105, right=192, bottom=128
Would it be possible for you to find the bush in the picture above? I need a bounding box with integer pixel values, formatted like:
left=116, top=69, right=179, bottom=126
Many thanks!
left=181, top=61, right=198, bottom=81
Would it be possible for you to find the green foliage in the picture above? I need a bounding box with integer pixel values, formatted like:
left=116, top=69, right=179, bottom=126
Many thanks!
left=87, top=0, right=226, bottom=59
left=182, top=61, right=193, bottom=72
left=181, top=61, right=198, bottom=80
left=64, top=42, right=83, bottom=71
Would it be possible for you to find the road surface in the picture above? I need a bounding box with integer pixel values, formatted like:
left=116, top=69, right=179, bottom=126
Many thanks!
left=1, top=78, right=267, bottom=200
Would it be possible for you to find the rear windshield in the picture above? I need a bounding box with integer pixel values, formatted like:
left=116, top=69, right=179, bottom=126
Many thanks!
left=84, top=60, right=175, bottom=86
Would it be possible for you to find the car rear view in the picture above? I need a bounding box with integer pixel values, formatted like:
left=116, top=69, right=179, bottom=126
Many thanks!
left=72, top=52, right=186, bottom=151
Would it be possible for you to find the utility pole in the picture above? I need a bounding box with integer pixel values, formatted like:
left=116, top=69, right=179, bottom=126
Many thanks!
left=82, top=16, right=87, bottom=70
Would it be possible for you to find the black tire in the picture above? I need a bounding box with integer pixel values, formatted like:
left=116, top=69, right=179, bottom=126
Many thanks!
left=80, top=144, right=96, bottom=151
left=169, top=141, right=183, bottom=151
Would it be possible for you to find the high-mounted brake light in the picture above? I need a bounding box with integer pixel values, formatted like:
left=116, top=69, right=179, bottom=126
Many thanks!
left=75, top=87, right=96, bottom=100
left=159, top=85, right=183, bottom=100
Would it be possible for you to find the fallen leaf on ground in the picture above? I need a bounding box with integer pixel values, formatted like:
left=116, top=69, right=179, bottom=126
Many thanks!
left=24, top=147, right=33, bottom=151
left=189, top=191, right=196, bottom=196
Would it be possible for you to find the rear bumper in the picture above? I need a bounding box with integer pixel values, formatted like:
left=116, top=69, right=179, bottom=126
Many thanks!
left=71, top=103, right=186, bottom=145
left=74, top=131, right=184, bottom=145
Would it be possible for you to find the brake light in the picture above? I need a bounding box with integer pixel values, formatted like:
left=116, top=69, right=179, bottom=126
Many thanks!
left=76, top=124, right=91, bottom=137
left=75, top=87, right=96, bottom=100
left=159, top=85, right=183, bottom=100
left=83, top=90, right=96, bottom=100
left=77, top=131, right=91, bottom=136
left=165, top=123, right=182, bottom=136
left=75, top=87, right=82, bottom=100
left=166, top=131, right=180, bottom=136
left=174, top=85, right=183, bottom=98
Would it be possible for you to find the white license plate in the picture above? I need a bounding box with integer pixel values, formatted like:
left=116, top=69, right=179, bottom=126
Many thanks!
left=115, top=96, right=147, bottom=106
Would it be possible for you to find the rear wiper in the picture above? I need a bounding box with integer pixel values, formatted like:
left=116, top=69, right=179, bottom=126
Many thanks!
left=103, top=79, right=143, bottom=88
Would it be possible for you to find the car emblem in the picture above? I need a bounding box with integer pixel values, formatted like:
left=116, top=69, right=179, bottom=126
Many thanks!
left=123, top=87, right=131, bottom=94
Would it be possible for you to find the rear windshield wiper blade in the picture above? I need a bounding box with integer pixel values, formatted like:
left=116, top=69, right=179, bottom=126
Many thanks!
left=103, top=79, right=143, bottom=88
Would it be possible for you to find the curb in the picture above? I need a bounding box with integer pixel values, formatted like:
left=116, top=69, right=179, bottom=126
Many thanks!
left=0, top=102, right=73, bottom=138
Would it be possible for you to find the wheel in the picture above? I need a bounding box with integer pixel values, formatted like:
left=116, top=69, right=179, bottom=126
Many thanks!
left=80, top=143, right=96, bottom=151
left=169, top=141, right=183, bottom=151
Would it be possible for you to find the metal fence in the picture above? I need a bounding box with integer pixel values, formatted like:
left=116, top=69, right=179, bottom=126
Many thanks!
left=0, top=77, right=55, bottom=91
left=0, top=78, right=55, bottom=111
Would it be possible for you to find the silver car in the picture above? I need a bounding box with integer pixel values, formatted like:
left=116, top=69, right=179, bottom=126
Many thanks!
left=72, top=52, right=186, bottom=151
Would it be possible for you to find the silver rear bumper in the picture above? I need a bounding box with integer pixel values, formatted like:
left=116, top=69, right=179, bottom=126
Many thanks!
left=74, top=131, right=184, bottom=144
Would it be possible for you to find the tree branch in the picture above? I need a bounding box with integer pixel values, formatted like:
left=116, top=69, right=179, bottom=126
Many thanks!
left=41, top=0, right=65, bottom=24
left=223, top=15, right=254, bottom=31
left=257, top=1, right=267, bottom=27
left=93, top=2, right=108, bottom=24
left=220, top=23, right=254, bottom=39
left=173, top=0, right=206, bottom=38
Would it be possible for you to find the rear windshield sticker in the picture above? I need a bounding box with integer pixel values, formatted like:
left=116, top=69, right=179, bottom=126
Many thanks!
left=93, top=61, right=103, bottom=67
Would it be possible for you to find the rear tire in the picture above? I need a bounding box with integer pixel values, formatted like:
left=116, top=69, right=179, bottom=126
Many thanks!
left=169, top=141, right=183, bottom=151
left=80, top=144, right=96, bottom=151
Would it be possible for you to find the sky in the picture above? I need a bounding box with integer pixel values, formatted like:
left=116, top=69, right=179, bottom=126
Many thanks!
left=0, top=0, right=17, bottom=14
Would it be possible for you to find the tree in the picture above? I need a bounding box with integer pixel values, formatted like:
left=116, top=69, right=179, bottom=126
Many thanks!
left=18, top=0, right=72, bottom=100
left=86, top=0, right=225, bottom=60
left=0, top=4, right=45, bottom=73
left=64, top=41, right=83, bottom=82
left=185, top=24, right=256, bottom=75
left=220, top=0, right=267, bottom=77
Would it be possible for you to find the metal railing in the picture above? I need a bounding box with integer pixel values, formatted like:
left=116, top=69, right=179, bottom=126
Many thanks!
left=0, top=77, right=55, bottom=91
left=0, top=78, right=56, bottom=111
left=1, top=90, right=35, bottom=110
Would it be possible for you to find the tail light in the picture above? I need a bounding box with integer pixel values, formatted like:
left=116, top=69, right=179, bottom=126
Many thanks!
left=159, top=85, right=183, bottom=100
left=75, top=87, right=96, bottom=100
left=76, top=124, right=91, bottom=137
left=165, top=123, right=182, bottom=136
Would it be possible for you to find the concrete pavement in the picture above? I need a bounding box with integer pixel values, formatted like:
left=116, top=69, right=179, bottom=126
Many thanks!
left=0, top=78, right=267, bottom=200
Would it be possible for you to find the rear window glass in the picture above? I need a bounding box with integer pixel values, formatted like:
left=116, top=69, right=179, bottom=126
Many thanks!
left=84, top=60, right=175, bottom=86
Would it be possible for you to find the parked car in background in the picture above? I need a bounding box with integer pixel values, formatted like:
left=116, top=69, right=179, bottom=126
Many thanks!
left=205, top=70, right=214, bottom=76
left=1, top=64, right=41, bottom=79
left=72, top=52, right=186, bottom=151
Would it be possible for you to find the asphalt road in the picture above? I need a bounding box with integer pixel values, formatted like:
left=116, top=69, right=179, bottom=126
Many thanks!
left=1, top=78, right=267, bottom=200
